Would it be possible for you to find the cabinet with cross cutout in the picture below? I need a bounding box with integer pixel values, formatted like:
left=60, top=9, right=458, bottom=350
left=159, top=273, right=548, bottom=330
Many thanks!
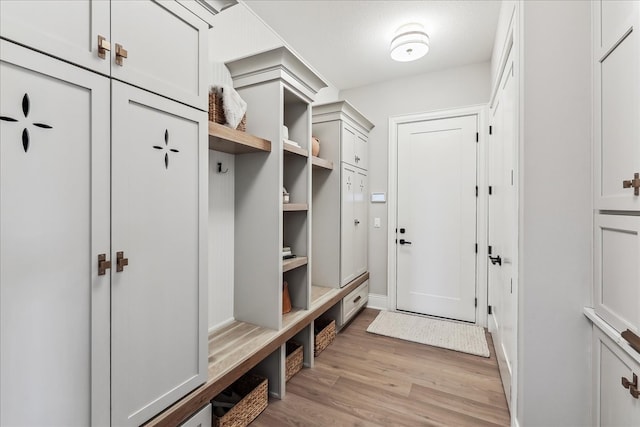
left=0, top=2, right=208, bottom=424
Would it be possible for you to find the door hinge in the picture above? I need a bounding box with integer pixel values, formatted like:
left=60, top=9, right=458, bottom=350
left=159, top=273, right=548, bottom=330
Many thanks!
left=489, top=186, right=493, bottom=195
left=489, top=125, right=493, bottom=135
left=476, top=132, right=479, bottom=143
left=488, top=305, right=493, bottom=315
left=475, top=186, right=478, bottom=197
left=475, top=243, right=478, bottom=253
left=511, top=278, right=513, bottom=294
left=475, top=298, right=478, bottom=307
left=488, top=245, right=492, bottom=255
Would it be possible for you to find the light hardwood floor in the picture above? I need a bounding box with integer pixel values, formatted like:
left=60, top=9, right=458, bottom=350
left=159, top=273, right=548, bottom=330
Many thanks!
left=252, top=308, right=510, bottom=427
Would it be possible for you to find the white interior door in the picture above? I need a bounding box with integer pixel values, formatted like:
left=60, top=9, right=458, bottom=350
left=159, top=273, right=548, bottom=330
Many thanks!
left=0, top=41, right=110, bottom=426
left=396, top=115, right=477, bottom=322
left=488, top=51, right=517, bottom=408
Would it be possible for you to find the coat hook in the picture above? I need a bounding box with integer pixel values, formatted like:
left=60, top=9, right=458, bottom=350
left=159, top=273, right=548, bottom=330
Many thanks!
left=217, top=162, right=228, bottom=174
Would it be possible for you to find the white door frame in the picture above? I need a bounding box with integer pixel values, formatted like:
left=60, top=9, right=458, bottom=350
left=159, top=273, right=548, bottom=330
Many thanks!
left=388, top=105, right=488, bottom=327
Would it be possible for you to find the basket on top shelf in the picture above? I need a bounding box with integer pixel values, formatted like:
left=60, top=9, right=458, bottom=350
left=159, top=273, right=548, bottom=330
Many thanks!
left=314, top=318, right=336, bottom=356
left=209, top=90, right=247, bottom=132
left=285, top=341, right=304, bottom=382
left=211, top=373, right=267, bottom=427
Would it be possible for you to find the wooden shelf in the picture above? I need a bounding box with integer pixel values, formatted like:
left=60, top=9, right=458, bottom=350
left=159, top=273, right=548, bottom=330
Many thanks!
left=208, top=122, right=271, bottom=154
left=283, top=203, right=308, bottom=212
left=311, top=156, right=334, bottom=170
left=283, top=256, right=308, bottom=272
left=283, top=142, right=309, bottom=158
left=144, top=273, right=369, bottom=427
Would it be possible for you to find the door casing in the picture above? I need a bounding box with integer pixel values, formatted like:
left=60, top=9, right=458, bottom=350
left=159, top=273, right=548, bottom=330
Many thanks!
left=388, top=105, right=489, bottom=327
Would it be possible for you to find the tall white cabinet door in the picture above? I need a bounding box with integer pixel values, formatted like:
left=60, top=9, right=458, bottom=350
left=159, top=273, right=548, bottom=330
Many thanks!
left=111, top=81, right=207, bottom=426
left=353, top=170, right=368, bottom=277
left=110, top=0, right=208, bottom=110
left=0, top=41, right=110, bottom=426
left=594, top=0, right=640, bottom=211
left=594, top=214, right=640, bottom=334
left=0, top=0, right=110, bottom=76
left=341, top=165, right=356, bottom=286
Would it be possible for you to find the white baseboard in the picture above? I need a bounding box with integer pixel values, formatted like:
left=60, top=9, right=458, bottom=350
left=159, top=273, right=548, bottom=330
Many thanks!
left=208, top=317, right=234, bottom=335
left=367, top=293, right=388, bottom=310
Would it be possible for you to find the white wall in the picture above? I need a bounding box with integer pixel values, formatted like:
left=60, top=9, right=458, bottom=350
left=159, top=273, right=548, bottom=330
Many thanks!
left=208, top=150, right=235, bottom=331
left=340, top=62, right=492, bottom=297
left=517, top=1, right=592, bottom=425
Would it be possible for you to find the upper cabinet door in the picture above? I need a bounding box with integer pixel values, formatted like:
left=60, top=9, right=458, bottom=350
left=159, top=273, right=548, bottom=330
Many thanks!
left=594, top=0, right=640, bottom=211
left=110, top=80, right=207, bottom=427
left=341, top=124, right=357, bottom=167
left=0, top=0, right=110, bottom=76
left=354, top=132, right=368, bottom=170
left=110, top=0, right=208, bottom=110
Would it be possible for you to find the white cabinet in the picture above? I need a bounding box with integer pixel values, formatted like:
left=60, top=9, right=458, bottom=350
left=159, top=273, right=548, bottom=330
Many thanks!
left=0, top=39, right=111, bottom=427
left=342, top=280, right=369, bottom=325
left=0, top=0, right=209, bottom=110
left=340, top=165, right=368, bottom=285
left=0, top=1, right=208, bottom=424
left=594, top=0, right=640, bottom=212
left=589, top=2, right=640, bottom=422
left=592, top=327, right=640, bottom=426
left=313, top=101, right=373, bottom=289
left=0, top=0, right=111, bottom=75
left=111, top=82, right=207, bottom=427
left=594, top=214, right=640, bottom=335
left=341, top=123, right=368, bottom=170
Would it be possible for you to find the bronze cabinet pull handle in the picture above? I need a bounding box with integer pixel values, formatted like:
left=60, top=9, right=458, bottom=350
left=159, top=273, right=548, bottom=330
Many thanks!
left=116, top=251, right=129, bottom=272
left=98, top=254, right=111, bottom=276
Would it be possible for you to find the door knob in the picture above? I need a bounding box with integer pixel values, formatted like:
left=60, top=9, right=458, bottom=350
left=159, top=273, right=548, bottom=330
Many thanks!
left=115, top=43, right=128, bottom=66
left=98, top=253, right=111, bottom=276
left=399, top=239, right=412, bottom=245
left=116, top=251, right=129, bottom=272
left=489, top=255, right=502, bottom=266
left=97, top=35, right=110, bottom=59
left=622, top=172, right=640, bottom=196
left=354, top=219, right=360, bottom=225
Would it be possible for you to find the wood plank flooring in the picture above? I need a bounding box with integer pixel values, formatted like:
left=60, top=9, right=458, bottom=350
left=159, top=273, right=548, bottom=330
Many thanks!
left=252, top=308, right=510, bottom=427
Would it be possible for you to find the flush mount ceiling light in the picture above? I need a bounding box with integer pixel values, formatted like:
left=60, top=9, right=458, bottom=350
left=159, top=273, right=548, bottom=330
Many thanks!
left=390, top=23, right=430, bottom=62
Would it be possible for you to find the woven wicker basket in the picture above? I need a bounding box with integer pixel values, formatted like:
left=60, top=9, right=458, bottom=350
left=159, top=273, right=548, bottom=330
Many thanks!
left=314, top=319, right=336, bottom=356
left=209, top=90, right=247, bottom=132
left=285, top=341, right=303, bottom=382
left=212, top=373, right=268, bottom=427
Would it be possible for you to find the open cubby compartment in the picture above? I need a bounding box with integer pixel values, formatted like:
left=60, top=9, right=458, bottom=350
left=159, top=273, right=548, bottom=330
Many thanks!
left=283, top=153, right=309, bottom=205
left=292, top=324, right=314, bottom=368
left=283, top=266, right=309, bottom=312
left=283, top=86, right=311, bottom=150
left=323, top=300, right=344, bottom=330
left=251, top=346, right=285, bottom=399
left=283, top=210, right=308, bottom=262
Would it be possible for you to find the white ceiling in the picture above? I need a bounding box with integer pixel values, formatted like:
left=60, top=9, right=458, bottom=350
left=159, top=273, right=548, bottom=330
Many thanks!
left=241, top=0, right=502, bottom=91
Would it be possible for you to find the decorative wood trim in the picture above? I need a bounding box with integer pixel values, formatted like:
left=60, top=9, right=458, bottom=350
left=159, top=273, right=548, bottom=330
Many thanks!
left=311, top=156, right=334, bottom=170
left=282, top=256, right=308, bottom=272
left=144, top=272, right=369, bottom=427
left=282, top=203, right=308, bottom=212
left=283, top=142, right=309, bottom=158
left=208, top=122, right=271, bottom=154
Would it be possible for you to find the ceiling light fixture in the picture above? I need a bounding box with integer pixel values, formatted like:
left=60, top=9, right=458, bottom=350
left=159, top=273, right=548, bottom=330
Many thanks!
left=390, top=23, right=430, bottom=62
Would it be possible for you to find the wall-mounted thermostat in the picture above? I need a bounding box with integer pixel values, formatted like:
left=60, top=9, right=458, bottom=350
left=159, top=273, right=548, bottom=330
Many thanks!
left=371, top=192, right=386, bottom=203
